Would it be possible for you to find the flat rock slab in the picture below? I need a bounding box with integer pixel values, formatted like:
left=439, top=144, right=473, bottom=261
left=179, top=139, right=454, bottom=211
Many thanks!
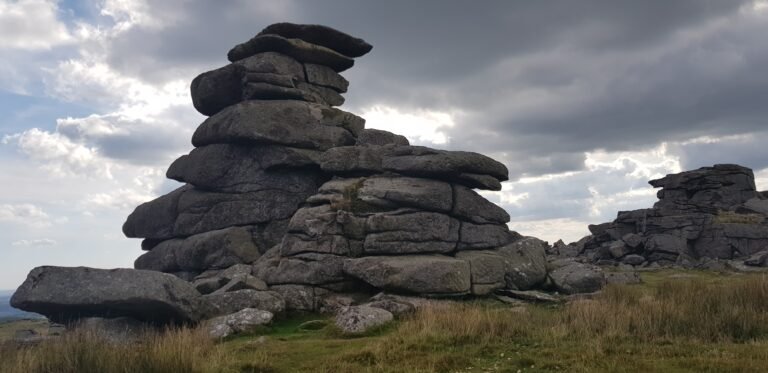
left=228, top=34, right=354, bottom=72
left=11, top=266, right=208, bottom=324
left=320, top=145, right=508, bottom=190
left=192, top=100, right=363, bottom=150
left=343, top=255, right=471, bottom=295
left=257, top=22, right=373, bottom=58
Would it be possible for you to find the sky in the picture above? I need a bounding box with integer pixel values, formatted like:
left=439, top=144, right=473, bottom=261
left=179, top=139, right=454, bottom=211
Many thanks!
left=2, top=0, right=768, bottom=290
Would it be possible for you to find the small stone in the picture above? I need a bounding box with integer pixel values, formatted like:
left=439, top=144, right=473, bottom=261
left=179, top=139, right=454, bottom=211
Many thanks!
left=496, top=289, right=561, bottom=304
left=622, top=254, right=646, bottom=266
left=334, top=306, right=393, bottom=334
left=208, top=308, right=273, bottom=339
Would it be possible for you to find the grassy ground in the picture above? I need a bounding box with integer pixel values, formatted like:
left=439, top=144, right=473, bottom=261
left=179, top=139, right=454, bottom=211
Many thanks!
left=0, top=319, right=48, bottom=342
left=3, top=270, right=768, bottom=372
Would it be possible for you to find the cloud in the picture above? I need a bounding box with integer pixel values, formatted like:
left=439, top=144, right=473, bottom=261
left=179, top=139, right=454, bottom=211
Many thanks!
left=0, top=0, right=72, bottom=50
left=11, top=238, right=57, bottom=247
left=3, top=128, right=113, bottom=178
left=360, top=105, right=456, bottom=146
left=0, top=203, right=52, bottom=228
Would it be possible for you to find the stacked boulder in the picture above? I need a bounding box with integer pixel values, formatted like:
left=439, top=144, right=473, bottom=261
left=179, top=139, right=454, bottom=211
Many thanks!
left=120, top=22, right=553, bottom=310
left=123, top=23, right=371, bottom=281
left=563, top=164, right=768, bottom=268
left=12, top=23, right=590, bottom=335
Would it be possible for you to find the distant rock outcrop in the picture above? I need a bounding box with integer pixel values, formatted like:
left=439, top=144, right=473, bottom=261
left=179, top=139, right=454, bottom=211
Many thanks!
left=556, top=164, right=768, bottom=268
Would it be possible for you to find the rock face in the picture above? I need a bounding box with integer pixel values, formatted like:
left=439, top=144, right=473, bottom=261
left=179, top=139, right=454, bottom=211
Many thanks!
left=11, top=267, right=208, bottom=324
left=567, top=164, right=768, bottom=267
left=12, top=22, right=559, bottom=330
left=122, top=22, right=550, bottom=309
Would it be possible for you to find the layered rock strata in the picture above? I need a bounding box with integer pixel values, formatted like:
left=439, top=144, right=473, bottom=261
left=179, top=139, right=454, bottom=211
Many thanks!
left=13, top=23, right=576, bottom=330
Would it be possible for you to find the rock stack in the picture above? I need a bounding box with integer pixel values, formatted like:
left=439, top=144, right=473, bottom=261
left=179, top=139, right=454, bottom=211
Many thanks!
left=123, top=23, right=374, bottom=280
left=12, top=23, right=591, bottom=334
left=561, top=164, right=768, bottom=268
left=119, top=22, right=553, bottom=310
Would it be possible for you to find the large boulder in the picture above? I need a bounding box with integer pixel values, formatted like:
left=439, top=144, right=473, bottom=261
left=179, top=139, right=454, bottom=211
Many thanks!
left=123, top=185, right=310, bottom=240
left=190, top=63, right=246, bottom=116
left=11, top=267, right=208, bottom=324
left=190, top=52, right=310, bottom=116
left=549, top=262, right=606, bottom=294
left=191, top=100, right=363, bottom=150
left=454, top=237, right=548, bottom=295
left=496, top=237, right=548, bottom=290
left=167, top=144, right=321, bottom=193
left=134, top=226, right=261, bottom=273
left=343, top=255, right=471, bottom=295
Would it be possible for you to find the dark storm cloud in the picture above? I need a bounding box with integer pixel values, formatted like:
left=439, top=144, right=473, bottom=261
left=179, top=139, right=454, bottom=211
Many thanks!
left=86, top=0, right=768, bottom=178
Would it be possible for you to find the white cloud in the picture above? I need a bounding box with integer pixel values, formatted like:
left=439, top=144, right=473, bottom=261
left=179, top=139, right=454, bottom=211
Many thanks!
left=3, top=128, right=113, bottom=178
left=360, top=105, right=456, bottom=146
left=0, top=203, right=52, bottom=228
left=11, top=238, right=57, bottom=247
left=0, top=0, right=72, bottom=50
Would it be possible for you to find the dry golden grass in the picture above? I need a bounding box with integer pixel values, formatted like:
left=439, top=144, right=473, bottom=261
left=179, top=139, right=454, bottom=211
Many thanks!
left=0, top=325, right=233, bottom=373
left=4, top=273, right=768, bottom=372
left=713, top=210, right=765, bottom=224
